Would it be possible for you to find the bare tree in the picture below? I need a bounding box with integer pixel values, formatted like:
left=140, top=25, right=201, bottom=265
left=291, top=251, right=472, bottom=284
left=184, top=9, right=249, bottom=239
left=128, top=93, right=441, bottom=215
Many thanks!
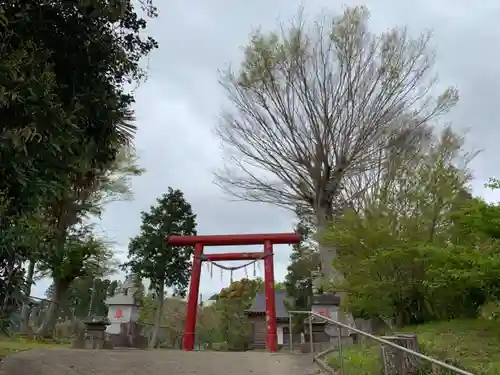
left=214, top=6, right=458, bottom=280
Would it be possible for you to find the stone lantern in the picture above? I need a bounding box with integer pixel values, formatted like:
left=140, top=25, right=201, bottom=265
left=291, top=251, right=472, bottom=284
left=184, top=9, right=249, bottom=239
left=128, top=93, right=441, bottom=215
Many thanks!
left=72, top=315, right=113, bottom=349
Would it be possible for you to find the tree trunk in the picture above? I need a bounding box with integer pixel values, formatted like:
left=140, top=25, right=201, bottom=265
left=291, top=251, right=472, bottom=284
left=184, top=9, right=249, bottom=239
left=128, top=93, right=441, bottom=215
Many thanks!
left=36, top=278, right=70, bottom=337
left=149, top=284, right=165, bottom=348
left=316, top=205, right=356, bottom=334
left=395, top=310, right=406, bottom=327
left=315, top=206, right=337, bottom=281
left=20, top=260, right=36, bottom=334
left=1, top=260, right=17, bottom=322
left=380, top=333, right=424, bottom=375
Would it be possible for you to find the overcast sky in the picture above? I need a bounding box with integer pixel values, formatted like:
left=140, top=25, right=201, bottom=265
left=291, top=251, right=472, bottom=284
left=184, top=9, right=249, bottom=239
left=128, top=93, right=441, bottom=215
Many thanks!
left=32, top=0, right=500, bottom=299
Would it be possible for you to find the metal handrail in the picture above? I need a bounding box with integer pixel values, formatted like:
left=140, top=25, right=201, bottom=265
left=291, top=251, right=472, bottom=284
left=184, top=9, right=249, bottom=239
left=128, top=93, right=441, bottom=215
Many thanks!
left=288, top=310, right=474, bottom=375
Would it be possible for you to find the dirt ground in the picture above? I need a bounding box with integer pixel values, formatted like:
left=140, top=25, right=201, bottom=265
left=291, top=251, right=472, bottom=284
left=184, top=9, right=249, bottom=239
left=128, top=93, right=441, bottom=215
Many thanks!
left=0, top=348, right=324, bottom=375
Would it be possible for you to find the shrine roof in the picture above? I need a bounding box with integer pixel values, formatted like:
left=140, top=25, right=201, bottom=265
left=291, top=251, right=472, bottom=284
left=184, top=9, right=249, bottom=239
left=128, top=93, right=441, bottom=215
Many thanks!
left=245, top=290, right=289, bottom=318
left=311, top=293, right=341, bottom=306
left=105, top=293, right=137, bottom=306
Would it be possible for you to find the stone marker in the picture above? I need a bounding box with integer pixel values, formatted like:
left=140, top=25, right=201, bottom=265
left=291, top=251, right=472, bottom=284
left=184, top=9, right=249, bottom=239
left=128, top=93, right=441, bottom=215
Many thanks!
left=72, top=315, right=113, bottom=349
left=105, top=273, right=148, bottom=348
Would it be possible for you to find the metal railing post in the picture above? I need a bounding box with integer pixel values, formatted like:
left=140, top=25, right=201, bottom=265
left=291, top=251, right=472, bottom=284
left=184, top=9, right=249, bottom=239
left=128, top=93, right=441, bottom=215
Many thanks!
left=308, top=314, right=314, bottom=362
left=336, top=331, right=343, bottom=375
left=381, top=346, right=389, bottom=375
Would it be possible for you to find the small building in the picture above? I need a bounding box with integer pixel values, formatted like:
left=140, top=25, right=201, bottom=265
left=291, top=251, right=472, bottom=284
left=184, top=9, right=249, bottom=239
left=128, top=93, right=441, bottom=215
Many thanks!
left=105, top=274, right=141, bottom=335
left=307, top=293, right=342, bottom=341
left=245, top=290, right=344, bottom=351
left=245, top=290, right=291, bottom=349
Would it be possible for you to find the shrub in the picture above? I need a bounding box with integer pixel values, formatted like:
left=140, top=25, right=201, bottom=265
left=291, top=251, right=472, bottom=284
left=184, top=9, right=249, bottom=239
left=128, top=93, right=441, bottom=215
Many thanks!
left=53, top=319, right=84, bottom=338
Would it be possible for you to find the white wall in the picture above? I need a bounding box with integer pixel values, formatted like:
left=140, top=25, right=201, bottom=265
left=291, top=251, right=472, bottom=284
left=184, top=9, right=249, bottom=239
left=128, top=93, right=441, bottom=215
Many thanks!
left=277, top=326, right=284, bottom=345
left=106, top=305, right=138, bottom=334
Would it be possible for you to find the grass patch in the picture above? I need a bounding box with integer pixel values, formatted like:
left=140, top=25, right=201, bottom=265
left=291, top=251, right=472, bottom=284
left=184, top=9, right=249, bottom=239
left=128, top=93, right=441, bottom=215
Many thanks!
left=328, top=343, right=379, bottom=375
left=327, top=319, right=500, bottom=375
left=0, top=336, right=68, bottom=358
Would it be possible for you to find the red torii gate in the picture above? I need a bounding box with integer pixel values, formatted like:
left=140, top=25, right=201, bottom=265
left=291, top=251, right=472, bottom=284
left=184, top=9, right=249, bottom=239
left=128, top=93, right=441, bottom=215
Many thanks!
left=168, top=233, right=300, bottom=352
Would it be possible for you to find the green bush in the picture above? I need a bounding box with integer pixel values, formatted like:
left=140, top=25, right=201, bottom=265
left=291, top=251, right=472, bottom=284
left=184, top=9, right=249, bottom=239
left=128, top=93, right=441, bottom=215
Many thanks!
left=53, top=318, right=84, bottom=339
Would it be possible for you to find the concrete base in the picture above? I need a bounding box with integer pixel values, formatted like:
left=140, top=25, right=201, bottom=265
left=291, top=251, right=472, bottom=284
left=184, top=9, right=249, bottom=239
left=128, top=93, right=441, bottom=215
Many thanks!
left=109, top=322, right=148, bottom=349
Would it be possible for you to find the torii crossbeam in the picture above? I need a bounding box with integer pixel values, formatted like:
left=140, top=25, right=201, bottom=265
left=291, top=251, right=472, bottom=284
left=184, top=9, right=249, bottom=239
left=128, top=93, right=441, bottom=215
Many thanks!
left=168, top=233, right=300, bottom=352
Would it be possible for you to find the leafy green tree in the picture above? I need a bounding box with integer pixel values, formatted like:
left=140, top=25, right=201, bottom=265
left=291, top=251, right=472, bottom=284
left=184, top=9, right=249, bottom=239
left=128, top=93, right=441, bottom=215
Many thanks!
left=197, top=304, right=223, bottom=348
left=285, top=209, right=319, bottom=326
left=45, top=277, right=118, bottom=320
left=450, top=196, right=500, bottom=242
left=36, top=228, right=115, bottom=335
left=0, top=198, right=48, bottom=333
left=138, top=293, right=156, bottom=324
left=214, top=278, right=262, bottom=349
left=0, top=0, right=156, bottom=222
left=161, top=297, right=187, bottom=348
left=138, top=293, right=187, bottom=348
left=197, top=278, right=287, bottom=348
left=0, top=0, right=157, bottom=330
left=124, top=188, right=197, bottom=348
left=432, top=197, right=500, bottom=306
left=321, top=127, right=489, bottom=325
left=35, top=148, right=141, bottom=335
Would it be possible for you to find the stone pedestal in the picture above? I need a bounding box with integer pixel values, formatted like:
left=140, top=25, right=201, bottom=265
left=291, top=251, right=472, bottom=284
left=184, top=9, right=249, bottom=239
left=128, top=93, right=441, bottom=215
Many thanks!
left=110, top=322, right=148, bottom=349
left=73, top=316, right=113, bottom=350
left=310, top=292, right=354, bottom=338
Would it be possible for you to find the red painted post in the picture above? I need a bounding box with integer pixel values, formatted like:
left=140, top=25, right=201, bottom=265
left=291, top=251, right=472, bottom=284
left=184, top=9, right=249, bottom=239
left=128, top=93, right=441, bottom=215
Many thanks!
left=183, top=242, right=203, bottom=351
left=168, top=233, right=300, bottom=246
left=264, top=240, right=277, bottom=352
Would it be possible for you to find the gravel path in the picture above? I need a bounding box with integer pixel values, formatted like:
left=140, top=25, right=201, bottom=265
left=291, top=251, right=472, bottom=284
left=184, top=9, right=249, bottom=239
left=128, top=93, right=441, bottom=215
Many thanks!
left=0, top=348, right=323, bottom=375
